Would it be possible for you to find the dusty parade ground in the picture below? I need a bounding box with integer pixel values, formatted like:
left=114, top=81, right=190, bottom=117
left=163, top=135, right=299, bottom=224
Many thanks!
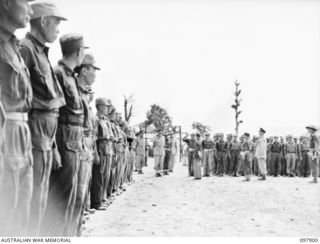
left=82, top=160, right=320, bottom=237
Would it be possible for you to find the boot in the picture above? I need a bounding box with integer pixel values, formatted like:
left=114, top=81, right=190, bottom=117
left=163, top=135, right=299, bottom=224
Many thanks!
left=258, top=174, right=266, bottom=181
left=309, top=178, right=318, bottom=183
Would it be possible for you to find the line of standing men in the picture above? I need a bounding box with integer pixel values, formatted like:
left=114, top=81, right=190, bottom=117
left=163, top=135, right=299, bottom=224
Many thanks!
left=0, top=0, right=136, bottom=237
left=183, top=126, right=319, bottom=183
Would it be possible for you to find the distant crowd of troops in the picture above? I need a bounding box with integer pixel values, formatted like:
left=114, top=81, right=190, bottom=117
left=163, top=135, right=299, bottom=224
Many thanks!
left=0, top=0, right=148, bottom=238
left=182, top=128, right=320, bottom=182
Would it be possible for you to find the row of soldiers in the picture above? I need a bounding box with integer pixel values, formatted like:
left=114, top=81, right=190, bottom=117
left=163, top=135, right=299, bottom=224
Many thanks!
left=0, top=0, right=141, bottom=237
left=183, top=126, right=319, bottom=182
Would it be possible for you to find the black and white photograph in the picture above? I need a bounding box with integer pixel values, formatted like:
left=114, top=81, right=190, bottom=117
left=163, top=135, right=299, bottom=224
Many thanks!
left=0, top=0, right=319, bottom=241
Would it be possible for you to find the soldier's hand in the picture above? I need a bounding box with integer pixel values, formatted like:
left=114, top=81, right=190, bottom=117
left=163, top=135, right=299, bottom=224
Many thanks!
left=52, top=148, right=62, bottom=171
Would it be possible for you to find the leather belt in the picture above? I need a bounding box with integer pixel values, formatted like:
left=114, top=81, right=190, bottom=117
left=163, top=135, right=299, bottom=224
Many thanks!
left=6, top=112, right=28, bottom=121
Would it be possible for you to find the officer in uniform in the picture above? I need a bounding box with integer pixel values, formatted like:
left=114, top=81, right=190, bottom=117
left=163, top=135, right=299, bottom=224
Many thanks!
left=251, top=136, right=260, bottom=176
left=0, top=0, right=34, bottom=236
left=183, top=133, right=196, bottom=177
left=19, top=1, right=67, bottom=236
left=69, top=53, right=100, bottom=235
left=126, top=127, right=136, bottom=183
left=212, top=133, right=219, bottom=175
left=284, top=135, right=297, bottom=177
left=238, top=134, right=245, bottom=176
left=153, top=129, right=165, bottom=177
left=256, top=128, right=267, bottom=180
left=280, top=136, right=287, bottom=176
left=241, top=133, right=253, bottom=181
left=193, top=133, right=202, bottom=179
left=163, top=132, right=173, bottom=175
left=229, top=134, right=241, bottom=177
left=41, top=33, right=87, bottom=236
left=270, top=136, right=281, bottom=177
left=306, top=125, right=319, bottom=183
left=299, top=135, right=310, bottom=177
left=202, top=132, right=214, bottom=177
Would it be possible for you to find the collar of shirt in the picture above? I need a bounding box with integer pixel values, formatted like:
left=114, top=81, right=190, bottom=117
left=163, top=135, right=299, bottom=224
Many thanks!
left=26, top=32, right=49, bottom=55
left=58, top=59, right=75, bottom=76
left=0, top=25, right=14, bottom=43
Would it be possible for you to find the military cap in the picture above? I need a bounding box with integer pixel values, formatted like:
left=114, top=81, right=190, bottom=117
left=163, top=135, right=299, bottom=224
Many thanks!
left=82, top=53, right=100, bottom=70
left=306, top=125, right=317, bottom=132
left=30, top=0, right=67, bottom=20
left=204, top=132, right=210, bottom=136
left=60, top=33, right=89, bottom=55
left=95, top=97, right=112, bottom=107
left=239, top=135, right=244, bottom=139
left=286, top=134, right=293, bottom=138
left=259, top=128, right=266, bottom=134
left=233, top=134, right=238, bottom=137
left=195, top=133, right=201, bottom=137
left=244, top=132, right=250, bottom=137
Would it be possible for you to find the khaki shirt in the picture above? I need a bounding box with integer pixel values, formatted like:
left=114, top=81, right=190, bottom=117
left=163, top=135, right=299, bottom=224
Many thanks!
left=0, top=26, right=32, bottom=113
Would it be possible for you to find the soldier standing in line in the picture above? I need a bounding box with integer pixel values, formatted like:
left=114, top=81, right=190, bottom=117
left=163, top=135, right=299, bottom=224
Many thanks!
left=270, top=136, right=282, bottom=177
left=126, top=128, right=136, bottom=182
left=225, top=134, right=232, bottom=175
left=266, top=137, right=273, bottom=176
left=306, top=125, right=319, bottom=183
left=296, top=136, right=303, bottom=177
left=41, top=33, right=87, bottom=236
left=229, top=134, right=241, bottom=177
left=94, top=100, right=114, bottom=207
left=0, top=0, right=34, bottom=236
left=252, top=136, right=260, bottom=176
left=193, top=133, right=202, bottom=180
left=212, top=133, right=219, bottom=175
left=299, top=135, right=311, bottom=177
left=153, top=129, right=165, bottom=177
left=202, top=132, right=214, bottom=177
left=216, top=133, right=228, bottom=177
left=69, top=53, right=100, bottom=236
left=136, top=130, right=145, bottom=174
left=163, top=132, right=173, bottom=175
left=183, top=133, right=196, bottom=177
left=238, top=135, right=245, bottom=176
left=241, top=132, right=253, bottom=181
left=284, top=135, right=297, bottom=177
left=19, top=0, right=67, bottom=236
left=280, top=136, right=287, bottom=176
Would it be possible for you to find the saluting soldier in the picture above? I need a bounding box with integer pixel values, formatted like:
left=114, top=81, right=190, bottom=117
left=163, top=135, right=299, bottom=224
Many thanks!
left=183, top=133, right=196, bottom=177
left=202, top=132, right=214, bottom=177
left=41, top=33, right=87, bottom=236
left=229, top=134, right=241, bottom=177
left=70, top=53, right=100, bottom=235
left=306, top=125, right=319, bottom=183
left=0, top=0, right=34, bottom=236
left=18, top=0, right=67, bottom=236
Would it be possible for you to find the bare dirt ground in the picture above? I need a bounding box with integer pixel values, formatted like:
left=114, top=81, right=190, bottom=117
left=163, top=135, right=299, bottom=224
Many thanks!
left=82, top=159, right=320, bottom=237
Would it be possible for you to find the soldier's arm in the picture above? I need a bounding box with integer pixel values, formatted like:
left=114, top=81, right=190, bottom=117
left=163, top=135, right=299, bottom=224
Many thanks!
left=19, top=45, right=33, bottom=70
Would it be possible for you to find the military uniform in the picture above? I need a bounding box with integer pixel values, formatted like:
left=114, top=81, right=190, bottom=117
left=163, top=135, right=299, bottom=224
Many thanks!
left=136, top=134, right=145, bottom=173
left=225, top=134, right=232, bottom=175
left=284, top=136, right=297, bottom=177
left=241, top=134, right=253, bottom=180
left=202, top=137, right=214, bottom=177
left=41, top=34, right=87, bottom=236
left=216, top=136, right=228, bottom=176
left=20, top=12, right=67, bottom=232
left=270, top=139, right=281, bottom=176
left=163, top=135, right=173, bottom=175
left=153, top=133, right=165, bottom=176
left=0, top=25, right=33, bottom=237
left=193, top=136, right=202, bottom=179
left=228, top=137, right=241, bottom=176
left=299, top=139, right=310, bottom=177
left=183, top=136, right=196, bottom=176
left=307, top=126, right=319, bottom=183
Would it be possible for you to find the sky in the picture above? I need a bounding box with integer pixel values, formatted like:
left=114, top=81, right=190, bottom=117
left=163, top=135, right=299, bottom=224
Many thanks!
left=16, top=0, right=320, bottom=136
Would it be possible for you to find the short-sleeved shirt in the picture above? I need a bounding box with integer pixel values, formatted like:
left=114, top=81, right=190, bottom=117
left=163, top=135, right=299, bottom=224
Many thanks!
left=0, top=26, right=32, bottom=113
left=270, top=141, right=281, bottom=153
left=20, top=33, right=65, bottom=110
left=202, top=139, right=214, bottom=149
left=216, top=141, right=228, bottom=152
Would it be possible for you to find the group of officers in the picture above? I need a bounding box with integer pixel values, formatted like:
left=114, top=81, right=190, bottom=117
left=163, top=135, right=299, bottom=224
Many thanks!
left=0, top=0, right=146, bottom=237
left=182, top=126, right=319, bottom=183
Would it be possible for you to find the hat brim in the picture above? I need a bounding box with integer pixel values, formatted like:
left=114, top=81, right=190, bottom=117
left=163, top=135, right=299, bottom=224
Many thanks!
left=306, top=126, right=317, bottom=131
left=54, top=15, right=68, bottom=21
left=92, top=65, right=101, bottom=70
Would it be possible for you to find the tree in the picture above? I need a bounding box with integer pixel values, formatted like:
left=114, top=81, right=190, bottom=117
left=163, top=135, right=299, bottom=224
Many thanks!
left=192, top=122, right=211, bottom=136
left=123, top=94, right=135, bottom=123
left=145, top=104, right=173, bottom=131
left=231, top=79, right=243, bottom=134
